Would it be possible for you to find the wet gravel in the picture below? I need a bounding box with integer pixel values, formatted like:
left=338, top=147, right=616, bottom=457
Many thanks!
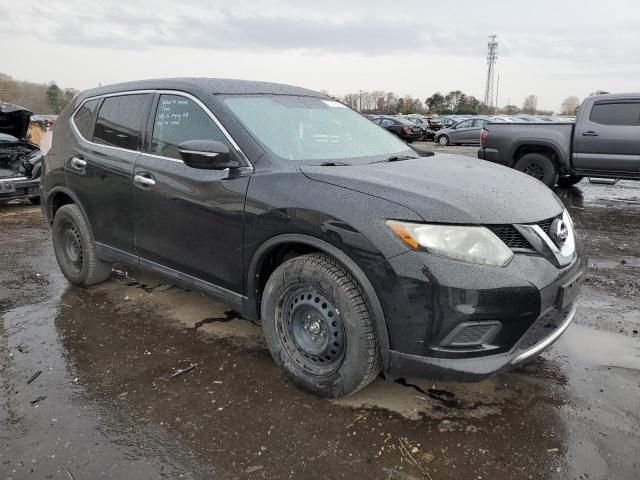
left=1, top=148, right=639, bottom=479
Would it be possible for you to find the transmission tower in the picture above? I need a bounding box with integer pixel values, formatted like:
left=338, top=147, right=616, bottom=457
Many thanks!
left=483, top=34, right=498, bottom=111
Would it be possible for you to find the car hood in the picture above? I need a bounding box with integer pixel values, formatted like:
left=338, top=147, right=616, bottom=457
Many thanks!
left=0, top=103, right=32, bottom=139
left=300, top=155, right=564, bottom=224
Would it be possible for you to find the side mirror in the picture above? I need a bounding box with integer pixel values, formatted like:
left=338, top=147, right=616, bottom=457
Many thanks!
left=178, top=140, right=239, bottom=170
left=410, top=145, right=435, bottom=157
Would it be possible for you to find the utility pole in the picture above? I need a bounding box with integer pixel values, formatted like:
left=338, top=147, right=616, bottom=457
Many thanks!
left=358, top=90, right=363, bottom=112
left=483, top=34, right=498, bottom=112
left=495, top=74, right=500, bottom=113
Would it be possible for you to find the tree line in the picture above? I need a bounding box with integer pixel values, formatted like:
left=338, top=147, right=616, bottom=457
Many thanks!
left=335, top=89, right=582, bottom=116
left=1, top=71, right=584, bottom=117
left=0, top=73, right=77, bottom=114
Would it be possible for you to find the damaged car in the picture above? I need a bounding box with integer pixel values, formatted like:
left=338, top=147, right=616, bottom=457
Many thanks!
left=42, top=79, right=586, bottom=398
left=0, top=102, right=42, bottom=203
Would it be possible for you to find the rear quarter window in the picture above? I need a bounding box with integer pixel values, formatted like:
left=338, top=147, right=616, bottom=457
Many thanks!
left=72, top=99, right=100, bottom=139
left=92, top=94, right=152, bottom=150
left=589, top=102, right=640, bottom=126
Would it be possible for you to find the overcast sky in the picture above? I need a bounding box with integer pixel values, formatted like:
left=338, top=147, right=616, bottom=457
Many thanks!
left=1, top=0, right=639, bottom=111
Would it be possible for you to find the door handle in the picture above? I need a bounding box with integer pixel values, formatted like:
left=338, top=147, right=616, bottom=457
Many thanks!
left=133, top=173, right=156, bottom=188
left=582, top=131, right=599, bottom=136
left=70, top=156, right=87, bottom=170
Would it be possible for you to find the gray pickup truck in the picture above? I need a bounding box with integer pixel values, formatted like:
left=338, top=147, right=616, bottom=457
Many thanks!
left=477, top=93, right=640, bottom=187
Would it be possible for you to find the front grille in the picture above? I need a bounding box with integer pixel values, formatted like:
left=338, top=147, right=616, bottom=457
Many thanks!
left=537, top=217, right=555, bottom=235
left=489, top=214, right=561, bottom=251
left=490, top=225, right=531, bottom=249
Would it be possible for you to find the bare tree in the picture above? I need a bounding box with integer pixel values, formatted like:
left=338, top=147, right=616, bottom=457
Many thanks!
left=341, top=93, right=359, bottom=110
left=560, top=96, right=581, bottom=115
left=522, top=95, right=538, bottom=115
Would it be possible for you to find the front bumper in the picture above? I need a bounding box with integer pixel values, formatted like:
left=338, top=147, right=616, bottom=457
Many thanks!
left=373, top=241, right=587, bottom=381
left=0, top=177, right=40, bottom=201
left=387, top=303, right=578, bottom=380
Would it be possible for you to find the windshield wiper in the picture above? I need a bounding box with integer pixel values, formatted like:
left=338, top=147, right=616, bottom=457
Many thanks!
left=320, top=161, right=350, bottom=166
left=370, top=155, right=419, bottom=164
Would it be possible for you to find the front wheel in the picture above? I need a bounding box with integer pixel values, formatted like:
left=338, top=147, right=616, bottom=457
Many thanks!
left=438, top=135, right=450, bottom=146
left=52, top=204, right=112, bottom=286
left=513, top=153, right=558, bottom=188
left=261, top=253, right=381, bottom=398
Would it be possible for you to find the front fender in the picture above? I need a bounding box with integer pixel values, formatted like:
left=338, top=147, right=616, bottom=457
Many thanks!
left=245, top=233, right=392, bottom=365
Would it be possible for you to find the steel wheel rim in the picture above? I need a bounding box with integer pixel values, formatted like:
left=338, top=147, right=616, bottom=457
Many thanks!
left=523, top=162, right=545, bottom=180
left=61, top=222, right=83, bottom=273
left=277, top=287, right=346, bottom=376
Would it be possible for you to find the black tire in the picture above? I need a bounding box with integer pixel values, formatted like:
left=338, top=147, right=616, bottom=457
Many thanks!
left=438, top=135, right=450, bottom=146
left=557, top=175, right=584, bottom=187
left=29, top=196, right=40, bottom=205
left=52, top=204, right=112, bottom=287
left=513, top=153, right=558, bottom=187
left=261, top=253, right=381, bottom=398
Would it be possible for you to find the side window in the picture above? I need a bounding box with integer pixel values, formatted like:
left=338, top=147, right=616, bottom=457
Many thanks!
left=72, top=99, right=100, bottom=139
left=150, top=94, right=230, bottom=160
left=456, top=120, right=473, bottom=129
left=93, top=94, right=151, bottom=150
left=473, top=119, right=487, bottom=127
left=589, top=102, right=640, bottom=126
left=381, top=119, right=393, bottom=127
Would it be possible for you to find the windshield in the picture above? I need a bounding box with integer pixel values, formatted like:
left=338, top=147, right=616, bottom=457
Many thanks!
left=223, top=95, right=413, bottom=163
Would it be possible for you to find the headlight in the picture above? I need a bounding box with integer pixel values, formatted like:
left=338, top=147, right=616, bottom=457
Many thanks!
left=386, top=220, right=514, bottom=267
left=28, top=153, right=43, bottom=165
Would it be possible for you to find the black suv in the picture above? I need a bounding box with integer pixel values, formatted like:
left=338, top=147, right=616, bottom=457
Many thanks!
left=42, top=79, right=586, bottom=398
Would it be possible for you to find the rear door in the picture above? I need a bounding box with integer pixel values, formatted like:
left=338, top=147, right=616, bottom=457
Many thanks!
left=468, top=119, right=487, bottom=144
left=449, top=119, right=473, bottom=143
left=66, top=93, right=153, bottom=255
left=573, top=99, right=640, bottom=174
left=132, top=92, right=250, bottom=297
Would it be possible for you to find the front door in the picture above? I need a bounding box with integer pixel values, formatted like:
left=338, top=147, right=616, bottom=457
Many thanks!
left=65, top=93, right=153, bottom=254
left=449, top=119, right=473, bottom=143
left=573, top=99, right=640, bottom=175
left=133, top=93, right=250, bottom=298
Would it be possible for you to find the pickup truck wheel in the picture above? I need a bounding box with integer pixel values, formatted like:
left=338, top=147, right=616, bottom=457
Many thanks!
left=438, top=135, right=450, bottom=146
left=52, top=204, right=112, bottom=287
left=557, top=175, right=584, bottom=187
left=261, top=253, right=381, bottom=398
left=514, top=153, right=558, bottom=187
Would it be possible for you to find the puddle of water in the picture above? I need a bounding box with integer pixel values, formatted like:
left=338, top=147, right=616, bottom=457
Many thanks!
left=1, top=256, right=215, bottom=479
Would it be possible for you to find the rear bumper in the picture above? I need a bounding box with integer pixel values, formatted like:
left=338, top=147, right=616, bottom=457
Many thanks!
left=477, top=147, right=508, bottom=166
left=401, top=133, right=423, bottom=141
left=0, top=177, right=40, bottom=201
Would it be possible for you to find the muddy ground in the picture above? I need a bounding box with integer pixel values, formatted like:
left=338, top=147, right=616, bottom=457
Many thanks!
left=1, top=146, right=639, bottom=480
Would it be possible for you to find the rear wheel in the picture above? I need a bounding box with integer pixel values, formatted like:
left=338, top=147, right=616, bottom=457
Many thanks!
left=514, top=153, right=558, bottom=187
left=557, top=175, right=584, bottom=187
left=438, top=135, right=450, bottom=146
left=52, top=204, right=112, bottom=286
left=261, top=253, right=381, bottom=398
